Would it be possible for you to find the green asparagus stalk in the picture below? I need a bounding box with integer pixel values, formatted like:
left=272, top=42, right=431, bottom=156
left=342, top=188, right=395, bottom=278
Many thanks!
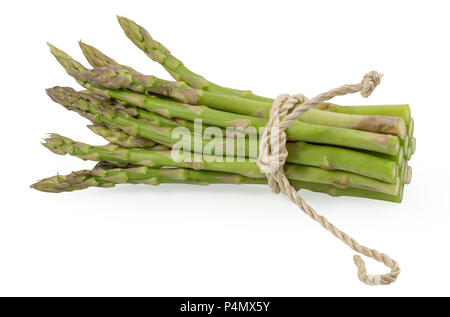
left=116, top=17, right=409, bottom=138
left=81, top=40, right=412, bottom=142
left=357, top=147, right=404, bottom=167
left=32, top=168, right=112, bottom=192
left=30, top=163, right=403, bottom=202
left=147, top=144, right=171, bottom=151
left=404, top=165, right=412, bottom=185
left=102, top=89, right=400, bottom=156
left=410, top=137, right=416, bottom=155
left=283, top=142, right=398, bottom=183
left=399, top=160, right=406, bottom=183
left=317, top=103, right=412, bottom=129
left=82, top=88, right=400, bottom=183
left=41, top=134, right=401, bottom=195
left=78, top=41, right=407, bottom=139
left=47, top=86, right=399, bottom=182
left=117, top=16, right=271, bottom=103
left=405, top=146, right=411, bottom=161
left=47, top=86, right=257, bottom=157
left=402, top=136, right=410, bottom=157
left=88, top=124, right=156, bottom=148
left=49, top=43, right=401, bottom=156
left=32, top=18, right=413, bottom=205
left=397, top=148, right=405, bottom=166
left=80, top=42, right=230, bottom=134
left=31, top=163, right=266, bottom=193
left=80, top=62, right=407, bottom=139
left=80, top=42, right=226, bottom=134
left=86, top=87, right=404, bottom=182
left=299, top=110, right=406, bottom=139
left=408, top=118, right=414, bottom=138
left=296, top=180, right=404, bottom=203
left=82, top=90, right=224, bottom=134
left=400, top=160, right=411, bottom=185
left=406, top=138, right=416, bottom=160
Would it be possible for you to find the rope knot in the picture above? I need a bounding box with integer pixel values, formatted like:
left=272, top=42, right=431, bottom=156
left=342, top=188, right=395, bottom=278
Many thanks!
left=256, top=93, right=308, bottom=175
left=361, top=71, right=383, bottom=98
left=256, top=71, right=400, bottom=285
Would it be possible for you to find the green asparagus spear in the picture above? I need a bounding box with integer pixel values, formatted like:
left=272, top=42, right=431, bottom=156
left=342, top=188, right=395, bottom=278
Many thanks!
left=117, top=16, right=271, bottom=102
left=30, top=163, right=403, bottom=202
left=41, top=134, right=401, bottom=195
left=103, top=88, right=400, bottom=156
left=402, top=136, right=410, bottom=157
left=31, top=163, right=266, bottom=193
left=88, top=124, right=156, bottom=148
left=408, top=118, right=414, bottom=139
left=410, top=137, right=416, bottom=155
left=82, top=89, right=221, bottom=133
left=80, top=62, right=407, bottom=139
left=47, top=86, right=257, bottom=157
left=301, top=181, right=404, bottom=203
left=405, top=137, right=416, bottom=160
left=48, top=43, right=400, bottom=156
left=317, top=103, right=412, bottom=129
left=115, top=17, right=409, bottom=137
left=80, top=40, right=411, bottom=140
left=47, top=86, right=399, bottom=182
left=404, top=165, right=412, bottom=185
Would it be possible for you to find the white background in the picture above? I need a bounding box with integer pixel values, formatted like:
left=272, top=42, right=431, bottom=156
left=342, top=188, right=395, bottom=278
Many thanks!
left=0, top=0, right=449, bottom=296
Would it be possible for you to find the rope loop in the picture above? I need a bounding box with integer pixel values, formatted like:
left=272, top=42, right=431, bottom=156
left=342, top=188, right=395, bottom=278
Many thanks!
left=256, top=71, right=400, bottom=285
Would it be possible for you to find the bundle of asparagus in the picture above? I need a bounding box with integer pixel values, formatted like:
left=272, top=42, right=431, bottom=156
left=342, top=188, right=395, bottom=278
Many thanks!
left=32, top=17, right=415, bottom=203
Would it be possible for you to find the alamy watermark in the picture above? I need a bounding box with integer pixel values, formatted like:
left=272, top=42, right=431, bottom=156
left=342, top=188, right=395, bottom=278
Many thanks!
left=170, top=119, right=280, bottom=163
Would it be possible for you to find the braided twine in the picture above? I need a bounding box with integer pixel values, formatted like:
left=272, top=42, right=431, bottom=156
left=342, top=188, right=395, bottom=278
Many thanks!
left=256, top=71, right=400, bottom=285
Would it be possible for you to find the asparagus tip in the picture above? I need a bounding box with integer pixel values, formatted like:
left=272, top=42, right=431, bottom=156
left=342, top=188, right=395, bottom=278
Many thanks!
left=47, top=42, right=64, bottom=58
left=46, top=86, right=75, bottom=106
left=78, top=40, right=90, bottom=50
left=116, top=15, right=128, bottom=24
left=116, top=16, right=130, bottom=29
left=30, top=180, right=55, bottom=193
